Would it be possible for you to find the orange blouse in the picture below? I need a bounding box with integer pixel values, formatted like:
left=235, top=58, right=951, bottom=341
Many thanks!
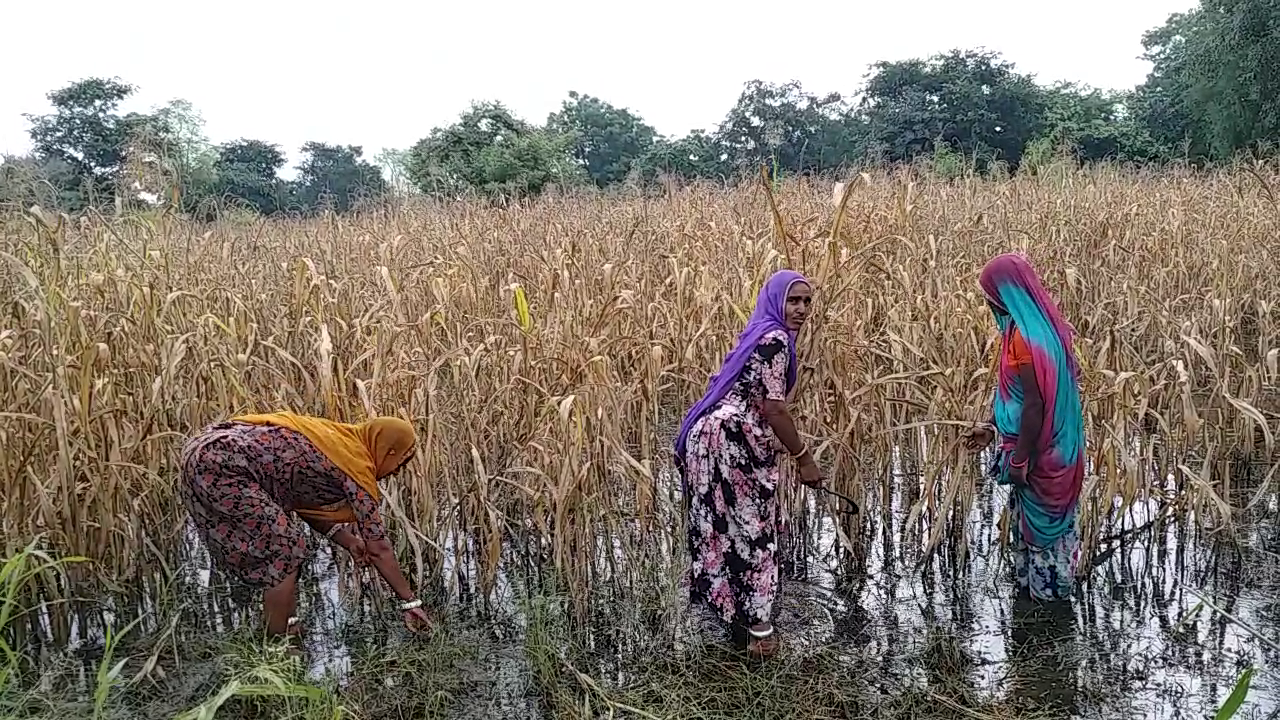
left=1006, top=327, right=1033, bottom=368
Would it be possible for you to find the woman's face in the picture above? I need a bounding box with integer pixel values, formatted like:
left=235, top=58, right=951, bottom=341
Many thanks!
left=984, top=291, right=1006, bottom=317
left=784, top=282, right=813, bottom=331
left=379, top=449, right=416, bottom=479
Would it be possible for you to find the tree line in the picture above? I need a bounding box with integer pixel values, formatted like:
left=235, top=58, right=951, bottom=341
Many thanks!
left=1, top=0, right=1276, bottom=216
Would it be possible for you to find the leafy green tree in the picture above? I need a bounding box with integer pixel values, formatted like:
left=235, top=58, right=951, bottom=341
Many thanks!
left=1134, top=0, right=1280, bottom=161
left=144, top=99, right=219, bottom=205
left=632, top=131, right=730, bottom=182
left=811, top=110, right=873, bottom=171
left=211, top=139, right=290, bottom=215
left=22, top=77, right=150, bottom=208
left=0, top=155, right=87, bottom=210
left=860, top=50, right=1047, bottom=170
left=546, top=91, right=657, bottom=187
left=374, top=147, right=416, bottom=196
left=407, top=102, right=581, bottom=199
left=1132, top=10, right=1214, bottom=159
left=1209, top=0, right=1280, bottom=155
left=111, top=98, right=223, bottom=211
left=293, top=142, right=388, bottom=213
left=715, top=80, right=851, bottom=176
left=1029, top=84, right=1160, bottom=163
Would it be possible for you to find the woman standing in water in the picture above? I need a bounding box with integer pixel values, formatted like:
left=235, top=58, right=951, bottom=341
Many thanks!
left=964, top=253, right=1085, bottom=601
left=675, top=269, right=822, bottom=658
left=179, top=411, right=432, bottom=639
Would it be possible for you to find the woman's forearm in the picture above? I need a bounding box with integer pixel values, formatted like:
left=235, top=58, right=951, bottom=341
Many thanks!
left=366, top=539, right=415, bottom=601
left=331, top=527, right=361, bottom=552
left=1013, top=403, right=1043, bottom=463
left=1012, top=364, right=1044, bottom=465
left=763, top=402, right=806, bottom=457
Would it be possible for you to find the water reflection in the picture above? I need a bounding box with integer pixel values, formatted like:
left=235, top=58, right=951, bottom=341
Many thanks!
left=1006, top=592, right=1078, bottom=717
left=811, top=455, right=1280, bottom=720
left=21, top=449, right=1280, bottom=720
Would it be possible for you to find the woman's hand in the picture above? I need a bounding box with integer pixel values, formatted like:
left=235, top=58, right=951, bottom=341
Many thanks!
left=403, top=606, right=433, bottom=633
left=347, top=535, right=369, bottom=566
left=364, top=538, right=419, bottom=609
left=963, top=424, right=995, bottom=451
left=1008, top=457, right=1029, bottom=486
left=798, top=453, right=823, bottom=488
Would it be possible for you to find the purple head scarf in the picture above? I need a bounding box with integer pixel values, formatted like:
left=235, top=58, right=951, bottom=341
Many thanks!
left=673, top=269, right=808, bottom=479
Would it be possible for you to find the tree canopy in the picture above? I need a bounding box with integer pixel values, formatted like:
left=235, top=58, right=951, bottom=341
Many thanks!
left=3, top=0, right=1276, bottom=216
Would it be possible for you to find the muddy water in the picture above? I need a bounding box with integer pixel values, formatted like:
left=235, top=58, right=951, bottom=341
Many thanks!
left=597, top=450, right=1279, bottom=720
left=801, top=471, right=1280, bottom=720
left=30, top=450, right=1280, bottom=720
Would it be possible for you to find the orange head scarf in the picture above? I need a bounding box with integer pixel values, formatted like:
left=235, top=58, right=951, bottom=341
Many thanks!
left=230, top=411, right=416, bottom=524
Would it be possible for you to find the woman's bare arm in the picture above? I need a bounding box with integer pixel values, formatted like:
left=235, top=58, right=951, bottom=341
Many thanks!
left=762, top=400, right=806, bottom=457
left=1012, top=363, right=1044, bottom=465
left=364, top=539, right=415, bottom=600
left=340, top=478, right=417, bottom=602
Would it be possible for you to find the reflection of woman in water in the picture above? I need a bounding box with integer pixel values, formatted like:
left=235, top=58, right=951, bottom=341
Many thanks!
left=1008, top=592, right=1078, bottom=715
left=963, top=253, right=1085, bottom=601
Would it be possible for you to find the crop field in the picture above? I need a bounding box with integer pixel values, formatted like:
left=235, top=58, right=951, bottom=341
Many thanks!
left=1, top=165, right=1279, bottom=719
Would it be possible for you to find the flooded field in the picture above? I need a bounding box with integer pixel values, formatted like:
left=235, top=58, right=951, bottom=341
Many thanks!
left=6, top=450, right=1278, bottom=720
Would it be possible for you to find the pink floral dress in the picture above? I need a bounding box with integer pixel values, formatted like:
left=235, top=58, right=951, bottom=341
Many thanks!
left=178, top=421, right=387, bottom=590
left=684, top=329, right=790, bottom=630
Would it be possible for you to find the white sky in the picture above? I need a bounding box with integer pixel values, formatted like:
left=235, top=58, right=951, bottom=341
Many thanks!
left=1, top=0, right=1196, bottom=172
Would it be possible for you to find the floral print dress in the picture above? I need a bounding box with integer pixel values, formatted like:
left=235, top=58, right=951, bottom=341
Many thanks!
left=1008, top=504, right=1079, bottom=601
left=178, top=421, right=386, bottom=590
left=685, top=329, right=790, bottom=630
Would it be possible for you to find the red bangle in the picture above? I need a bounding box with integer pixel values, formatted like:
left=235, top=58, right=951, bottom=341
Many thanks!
left=1009, top=457, right=1028, bottom=469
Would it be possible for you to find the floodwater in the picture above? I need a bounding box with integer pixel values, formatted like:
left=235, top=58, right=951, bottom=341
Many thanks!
left=19, top=447, right=1280, bottom=720
left=789, top=464, right=1280, bottom=720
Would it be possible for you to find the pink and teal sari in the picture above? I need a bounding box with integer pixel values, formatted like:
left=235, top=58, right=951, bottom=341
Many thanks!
left=980, top=254, right=1085, bottom=600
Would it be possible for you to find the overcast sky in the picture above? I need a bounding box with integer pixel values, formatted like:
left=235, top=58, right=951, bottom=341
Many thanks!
left=2, top=0, right=1196, bottom=170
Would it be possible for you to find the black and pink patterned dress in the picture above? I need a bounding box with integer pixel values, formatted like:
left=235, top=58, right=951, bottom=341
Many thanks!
left=683, top=328, right=790, bottom=630
left=178, top=421, right=385, bottom=589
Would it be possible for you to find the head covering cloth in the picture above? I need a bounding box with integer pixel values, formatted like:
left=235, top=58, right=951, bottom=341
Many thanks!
left=674, top=269, right=808, bottom=486
left=231, top=411, right=416, bottom=523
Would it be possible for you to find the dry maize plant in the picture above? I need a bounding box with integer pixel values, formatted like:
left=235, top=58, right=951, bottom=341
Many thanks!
left=1, top=163, right=1277, bottom=628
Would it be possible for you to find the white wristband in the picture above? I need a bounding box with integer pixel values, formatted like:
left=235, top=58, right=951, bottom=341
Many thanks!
left=399, top=598, right=422, bottom=611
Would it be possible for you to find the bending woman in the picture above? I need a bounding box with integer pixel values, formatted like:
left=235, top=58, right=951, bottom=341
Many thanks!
left=963, top=253, right=1085, bottom=601
left=179, top=411, right=432, bottom=637
left=675, top=269, right=822, bottom=658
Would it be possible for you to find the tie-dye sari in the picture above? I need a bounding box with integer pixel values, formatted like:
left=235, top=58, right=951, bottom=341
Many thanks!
left=979, top=254, right=1085, bottom=551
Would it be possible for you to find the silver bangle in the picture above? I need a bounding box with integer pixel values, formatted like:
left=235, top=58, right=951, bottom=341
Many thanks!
left=325, top=524, right=343, bottom=540
left=399, top=598, right=422, bottom=611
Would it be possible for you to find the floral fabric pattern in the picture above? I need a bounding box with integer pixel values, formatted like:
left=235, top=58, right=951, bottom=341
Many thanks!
left=685, top=329, right=790, bottom=629
left=178, top=421, right=386, bottom=589
left=1009, top=496, right=1079, bottom=601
